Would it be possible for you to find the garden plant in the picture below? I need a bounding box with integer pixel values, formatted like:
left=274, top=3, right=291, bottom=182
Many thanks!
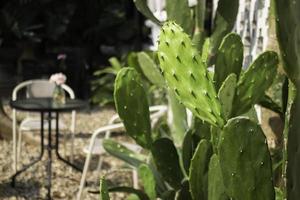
left=97, top=0, right=300, bottom=199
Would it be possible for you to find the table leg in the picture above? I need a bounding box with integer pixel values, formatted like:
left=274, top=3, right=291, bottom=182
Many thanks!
left=11, top=112, right=45, bottom=187
left=47, top=111, right=52, bottom=200
left=55, top=112, right=82, bottom=172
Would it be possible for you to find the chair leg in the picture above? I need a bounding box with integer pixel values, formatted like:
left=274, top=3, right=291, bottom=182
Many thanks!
left=12, top=110, right=17, bottom=173
left=77, top=140, right=96, bottom=200
left=132, top=169, right=139, bottom=189
left=17, top=129, right=23, bottom=169
left=70, top=131, right=75, bottom=164
left=63, top=131, right=67, bottom=158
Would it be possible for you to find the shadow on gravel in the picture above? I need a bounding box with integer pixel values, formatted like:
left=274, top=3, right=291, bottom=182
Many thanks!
left=0, top=179, right=42, bottom=199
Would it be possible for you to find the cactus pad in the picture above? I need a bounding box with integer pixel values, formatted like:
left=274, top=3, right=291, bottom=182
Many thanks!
left=151, top=138, right=184, bottom=190
left=219, top=117, right=275, bottom=200
left=114, top=68, right=152, bottom=149
left=158, top=21, right=224, bottom=127
left=208, top=154, right=228, bottom=200
left=232, top=51, right=279, bottom=116
left=214, top=33, right=243, bottom=90
left=189, top=139, right=213, bottom=200
left=218, top=73, right=237, bottom=119
left=103, top=139, right=146, bottom=168
left=138, top=164, right=156, bottom=199
left=137, top=52, right=165, bottom=87
left=100, top=177, right=110, bottom=200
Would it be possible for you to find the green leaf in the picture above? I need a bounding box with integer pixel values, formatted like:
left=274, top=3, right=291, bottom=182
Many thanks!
left=100, top=177, right=110, bottom=200
left=232, top=51, right=279, bottom=116
left=109, top=57, right=123, bottom=70
left=168, top=89, right=188, bottom=146
left=209, top=0, right=239, bottom=62
left=189, top=139, right=213, bottom=200
left=218, top=73, right=237, bottom=119
left=151, top=138, right=184, bottom=190
left=137, top=52, right=165, bottom=87
left=219, top=117, right=275, bottom=200
left=214, top=33, right=243, bottom=90
left=138, top=164, right=156, bottom=200
left=114, top=68, right=152, bottom=149
left=208, top=155, right=229, bottom=200
left=133, top=0, right=161, bottom=26
left=165, top=0, right=192, bottom=33
left=103, top=139, right=146, bottom=168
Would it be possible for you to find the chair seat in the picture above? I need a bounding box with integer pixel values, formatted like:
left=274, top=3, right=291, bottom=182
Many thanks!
left=83, top=139, right=142, bottom=155
left=19, top=117, right=67, bottom=131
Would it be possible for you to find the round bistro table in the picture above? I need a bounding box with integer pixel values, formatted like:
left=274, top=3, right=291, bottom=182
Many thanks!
left=10, top=97, right=87, bottom=200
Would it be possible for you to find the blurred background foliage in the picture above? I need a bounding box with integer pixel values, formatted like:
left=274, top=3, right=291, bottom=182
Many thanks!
left=0, top=0, right=150, bottom=99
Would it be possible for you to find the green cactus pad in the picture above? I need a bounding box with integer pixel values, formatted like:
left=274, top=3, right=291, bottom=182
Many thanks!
left=100, top=177, right=110, bottom=200
left=138, top=164, right=156, bottom=200
left=166, top=0, right=192, bottom=34
left=103, top=139, right=146, bottom=168
left=214, top=33, right=243, bottom=90
left=158, top=21, right=224, bottom=127
left=151, top=138, right=184, bottom=190
left=209, top=0, right=239, bottom=61
left=232, top=51, right=279, bottom=116
left=208, top=154, right=229, bottom=200
left=201, top=38, right=211, bottom=65
left=275, top=0, right=300, bottom=84
left=218, top=73, right=237, bottom=119
left=168, top=89, right=188, bottom=146
left=114, top=67, right=152, bottom=149
left=137, top=52, right=165, bottom=87
left=189, top=139, right=213, bottom=200
left=182, top=130, right=193, bottom=175
left=219, top=117, right=275, bottom=200
left=286, top=85, right=300, bottom=200
left=133, top=0, right=161, bottom=26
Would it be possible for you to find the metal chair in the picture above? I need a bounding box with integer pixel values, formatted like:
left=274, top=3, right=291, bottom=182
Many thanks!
left=77, top=105, right=167, bottom=200
left=12, top=79, right=76, bottom=172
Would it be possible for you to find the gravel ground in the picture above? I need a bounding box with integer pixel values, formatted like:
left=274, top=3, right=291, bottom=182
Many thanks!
left=0, top=106, right=135, bottom=200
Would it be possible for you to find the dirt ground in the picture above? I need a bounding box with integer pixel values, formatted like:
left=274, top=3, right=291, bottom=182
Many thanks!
left=0, top=106, right=135, bottom=200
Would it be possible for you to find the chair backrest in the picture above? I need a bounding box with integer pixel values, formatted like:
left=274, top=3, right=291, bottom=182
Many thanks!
left=12, top=79, right=75, bottom=100
left=27, top=80, right=55, bottom=98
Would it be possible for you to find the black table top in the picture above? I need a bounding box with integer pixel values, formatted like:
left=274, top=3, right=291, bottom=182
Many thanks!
left=10, top=98, right=87, bottom=112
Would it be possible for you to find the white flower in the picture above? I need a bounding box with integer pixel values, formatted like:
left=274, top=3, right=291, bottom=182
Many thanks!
left=49, top=73, right=67, bottom=85
left=57, top=54, right=67, bottom=60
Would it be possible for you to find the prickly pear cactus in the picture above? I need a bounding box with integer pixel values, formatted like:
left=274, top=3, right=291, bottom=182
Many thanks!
left=219, top=117, right=275, bottom=200
left=208, top=154, right=228, bottom=200
left=158, top=21, right=224, bottom=127
left=275, top=0, right=300, bottom=85
left=137, top=52, right=165, bottom=87
left=114, top=67, right=152, bottom=149
left=218, top=73, right=237, bottom=120
left=231, top=51, right=279, bottom=116
left=165, top=0, right=192, bottom=34
left=214, top=33, right=243, bottom=90
left=189, top=139, right=213, bottom=200
left=151, top=138, right=184, bottom=190
left=209, top=0, right=239, bottom=61
left=275, top=0, right=300, bottom=199
left=100, top=177, right=110, bottom=200
left=103, top=139, right=146, bottom=167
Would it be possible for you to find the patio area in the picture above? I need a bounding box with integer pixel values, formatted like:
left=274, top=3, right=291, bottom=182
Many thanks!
left=0, top=106, right=133, bottom=200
